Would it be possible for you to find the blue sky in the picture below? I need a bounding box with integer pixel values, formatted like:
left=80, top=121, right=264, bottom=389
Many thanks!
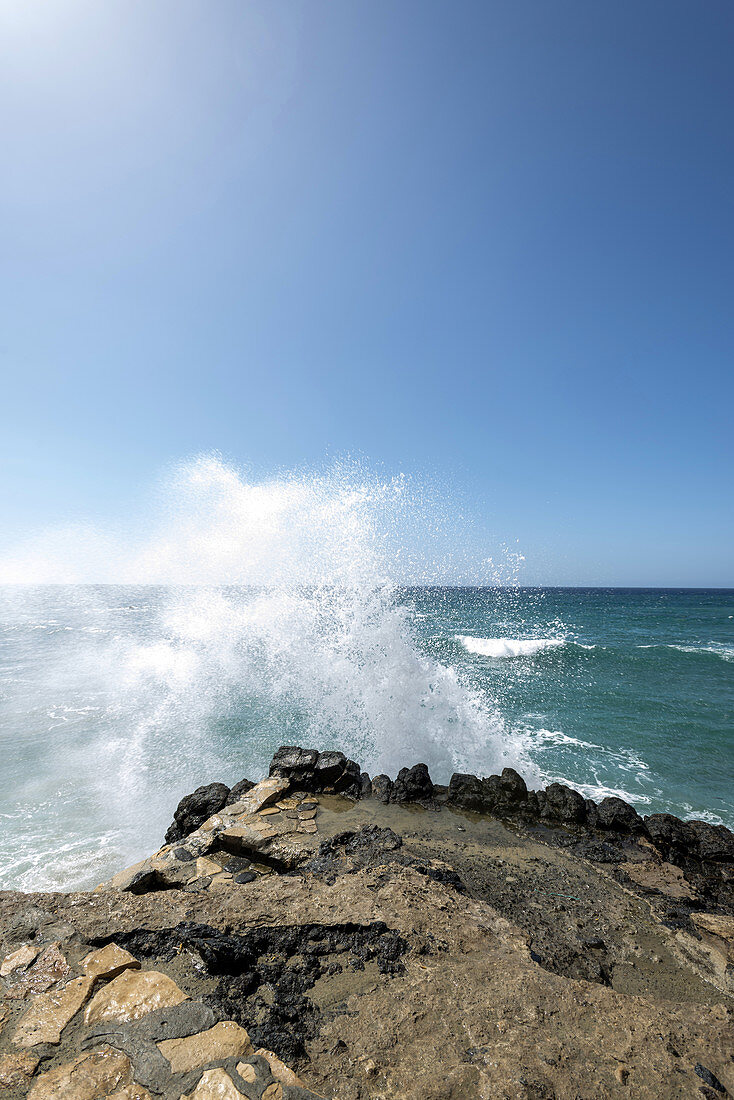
left=1, top=0, right=732, bottom=585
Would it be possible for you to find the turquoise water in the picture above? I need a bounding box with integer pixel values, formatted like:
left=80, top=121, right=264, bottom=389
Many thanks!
left=0, top=585, right=732, bottom=891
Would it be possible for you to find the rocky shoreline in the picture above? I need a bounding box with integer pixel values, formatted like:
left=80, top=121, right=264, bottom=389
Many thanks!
left=1, top=748, right=733, bottom=1099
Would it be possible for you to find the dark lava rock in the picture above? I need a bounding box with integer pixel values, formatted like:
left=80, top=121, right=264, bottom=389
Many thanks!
left=371, top=774, right=394, bottom=803
left=644, top=813, right=690, bottom=859
left=447, top=772, right=485, bottom=811
left=360, top=771, right=372, bottom=798
left=685, top=819, right=734, bottom=863
left=303, top=824, right=404, bottom=880
left=694, top=1063, right=727, bottom=1093
left=226, top=777, right=255, bottom=805
left=164, top=782, right=230, bottom=844
left=483, top=768, right=528, bottom=814
left=584, top=799, right=600, bottom=828
left=391, top=763, right=434, bottom=805
left=269, top=745, right=362, bottom=799
left=595, top=796, right=644, bottom=833
left=101, top=920, right=408, bottom=1063
left=542, top=782, right=587, bottom=825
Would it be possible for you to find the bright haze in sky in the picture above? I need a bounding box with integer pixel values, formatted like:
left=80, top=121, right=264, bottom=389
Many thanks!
left=0, top=0, right=732, bottom=586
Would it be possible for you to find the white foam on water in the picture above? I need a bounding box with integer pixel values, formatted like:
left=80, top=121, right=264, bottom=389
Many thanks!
left=637, top=643, right=734, bottom=661
left=457, top=636, right=565, bottom=658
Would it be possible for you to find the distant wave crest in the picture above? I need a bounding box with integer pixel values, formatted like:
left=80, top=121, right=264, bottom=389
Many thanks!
left=637, top=643, right=734, bottom=662
left=457, top=635, right=566, bottom=658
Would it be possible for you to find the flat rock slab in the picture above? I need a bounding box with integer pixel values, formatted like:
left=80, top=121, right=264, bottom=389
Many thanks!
left=85, top=970, right=188, bottom=1025
left=27, top=1044, right=151, bottom=1100
left=157, top=1021, right=253, bottom=1074
left=14, top=976, right=95, bottom=1047
left=1, top=942, right=40, bottom=977
left=4, top=942, right=72, bottom=998
left=81, top=943, right=141, bottom=982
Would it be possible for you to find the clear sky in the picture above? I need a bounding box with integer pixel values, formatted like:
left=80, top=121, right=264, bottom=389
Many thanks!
left=1, top=0, right=732, bottom=585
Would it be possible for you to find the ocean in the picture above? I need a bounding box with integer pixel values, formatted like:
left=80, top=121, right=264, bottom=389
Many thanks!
left=1, top=583, right=732, bottom=893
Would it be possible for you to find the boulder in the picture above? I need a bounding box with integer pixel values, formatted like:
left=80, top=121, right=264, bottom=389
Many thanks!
left=391, top=763, right=434, bottom=805
left=269, top=746, right=362, bottom=799
left=684, top=819, right=734, bottom=863
left=447, top=773, right=484, bottom=812
left=165, top=783, right=231, bottom=844
left=595, top=796, right=644, bottom=832
left=481, top=768, right=528, bottom=815
left=371, top=775, right=393, bottom=803
left=644, top=813, right=689, bottom=859
left=542, top=783, right=587, bottom=825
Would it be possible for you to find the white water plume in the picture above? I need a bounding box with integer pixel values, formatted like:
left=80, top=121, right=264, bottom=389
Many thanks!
left=0, top=457, right=533, bottom=887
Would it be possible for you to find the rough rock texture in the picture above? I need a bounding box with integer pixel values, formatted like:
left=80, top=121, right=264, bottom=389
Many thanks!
left=165, top=783, right=231, bottom=844
left=389, top=764, right=434, bottom=806
left=2, top=749, right=734, bottom=1100
left=269, top=747, right=362, bottom=800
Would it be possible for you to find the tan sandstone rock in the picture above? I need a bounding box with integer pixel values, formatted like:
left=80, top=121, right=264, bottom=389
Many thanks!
left=84, top=969, right=187, bottom=1025
left=157, top=1021, right=253, bottom=1074
left=4, top=942, right=72, bottom=999
left=0, top=1005, right=7, bottom=1036
left=0, top=942, right=40, bottom=977
left=81, top=944, right=141, bottom=982
left=254, top=1048, right=306, bottom=1088
left=196, top=857, right=223, bottom=878
left=262, top=1084, right=283, bottom=1100
left=235, top=1062, right=257, bottom=1084
left=183, top=1067, right=248, bottom=1099
left=13, top=975, right=95, bottom=1046
left=27, top=1044, right=150, bottom=1100
left=0, top=1051, right=39, bottom=1089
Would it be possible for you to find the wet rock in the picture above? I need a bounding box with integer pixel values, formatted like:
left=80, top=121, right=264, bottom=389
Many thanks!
left=542, top=783, right=586, bottom=825
left=81, top=943, right=141, bottom=982
left=0, top=1051, right=39, bottom=1089
left=360, top=772, right=372, bottom=798
left=584, top=799, right=600, bottom=828
left=165, top=783, right=231, bottom=844
left=0, top=942, right=39, bottom=977
left=226, top=777, right=255, bottom=805
left=371, top=774, right=393, bottom=803
left=27, top=1045, right=150, bottom=1100
left=595, top=796, right=644, bottom=832
left=13, top=975, right=95, bottom=1046
left=447, top=773, right=484, bottom=811
left=644, top=813, right=690, bottom=859
left=482, top=768, right=528, bottom=814
left=685, top=820, right=734, bottom=863
left=158, top=1020, right=253, bottom=1074
left=85, top=969, right=188, bottom=1025
left=391, top=763, right=434, bottom=805
left=269, top=746, right=362, bottom=799
left=4, top=942, right=72, bottom=998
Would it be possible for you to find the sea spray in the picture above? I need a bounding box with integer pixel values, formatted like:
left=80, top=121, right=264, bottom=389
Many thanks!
left=0, top=456, right=532, bottom=890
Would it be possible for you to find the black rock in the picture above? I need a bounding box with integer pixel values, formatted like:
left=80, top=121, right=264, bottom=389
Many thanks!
left=371, top=775, right=394, bottom=803
left=481, top=768, right=528, bottom=815
left=684, top=819, right=734, bottom=863
left=644, top=813, right=689, bottom=858
left=360, top=771, right=372, bottom=798
left=694, top=1064, right=727, bottom=1093
left=542, top=782, right=587, bottom=825
left=269, top=745, right=362, bottom=799
left=391, top=763, right=434, bottom=805
left=164, top=782, right=231, bottom=844
left=595, top=796, right=644, bottom=832
left=234, top=871, right=258, bottom=884
left=226, top=777, right=255, bottom=805
left=584, top=799, right=600, bottom=828
left=447, top=772, right=485, bottom=811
